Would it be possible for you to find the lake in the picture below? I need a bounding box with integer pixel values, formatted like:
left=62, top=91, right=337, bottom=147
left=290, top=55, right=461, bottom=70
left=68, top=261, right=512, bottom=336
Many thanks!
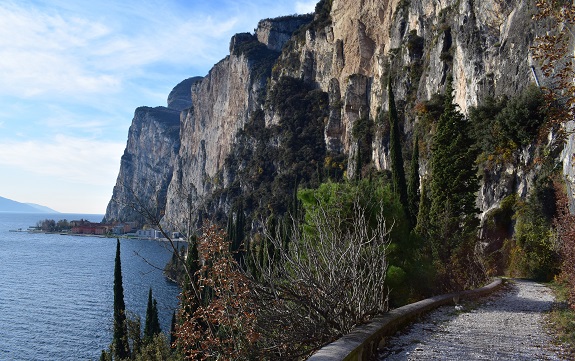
left=0, top=213, right=181, bottom=360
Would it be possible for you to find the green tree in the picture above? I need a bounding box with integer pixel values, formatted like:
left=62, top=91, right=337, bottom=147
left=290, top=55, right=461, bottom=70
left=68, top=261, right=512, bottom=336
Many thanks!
left=355, top=139, right=362, bottom=180
left=227, top=202, right=246, bottom=269
left=134, top=334, right=180, bottom=361
left=113, top=239, right=131, bottom=359
left=169, top=311, right=177, bottom=346
left=99, top=350, right=108, bottom=361
left=508, top=176, right=559, bottom=281
left=429, top=79, right=481, bottom=290
left=351, top=115, right=374, bottom=180
left=388, top=77, right=409, bottom=219
left=144, top=288, right=161, bottom=343
left=126, top=312, right=142, bottom=356
left=415, top=179, right=430, bottom=237
left=407, top=136, right=420, bottom=227
left=180, top=235, right=204, bottom=319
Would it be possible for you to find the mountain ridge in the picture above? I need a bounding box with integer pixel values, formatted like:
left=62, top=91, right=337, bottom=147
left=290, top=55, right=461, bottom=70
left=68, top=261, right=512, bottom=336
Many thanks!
left=0, top=196, right=59, bottom=213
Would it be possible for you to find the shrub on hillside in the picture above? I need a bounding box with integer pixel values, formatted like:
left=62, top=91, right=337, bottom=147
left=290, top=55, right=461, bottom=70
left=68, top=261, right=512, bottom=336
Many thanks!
left=554, top=182, right=575, bottom=308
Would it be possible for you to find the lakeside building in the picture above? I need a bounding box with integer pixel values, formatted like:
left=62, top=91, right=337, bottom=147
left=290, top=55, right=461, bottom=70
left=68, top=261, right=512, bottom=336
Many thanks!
left=111, top=222, right=138, bottom=235
left=136, top=229, right=164, bottom=239
left=58, top=219, right=179, bottom=240
left=70, top=221, right=110, bottom=235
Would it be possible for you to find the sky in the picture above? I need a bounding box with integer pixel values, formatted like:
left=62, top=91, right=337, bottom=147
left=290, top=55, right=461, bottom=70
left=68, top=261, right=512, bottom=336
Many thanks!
left=0, top=0, right=317, bottom=214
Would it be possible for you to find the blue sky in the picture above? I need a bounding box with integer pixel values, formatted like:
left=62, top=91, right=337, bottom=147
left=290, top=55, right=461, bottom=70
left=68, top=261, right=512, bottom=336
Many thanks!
left=0, top=0, right=316, bottom=214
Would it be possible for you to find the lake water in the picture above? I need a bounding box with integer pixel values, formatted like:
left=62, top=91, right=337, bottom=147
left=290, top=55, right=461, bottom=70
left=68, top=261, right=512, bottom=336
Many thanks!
left=0, top=213, right=181, bottom=360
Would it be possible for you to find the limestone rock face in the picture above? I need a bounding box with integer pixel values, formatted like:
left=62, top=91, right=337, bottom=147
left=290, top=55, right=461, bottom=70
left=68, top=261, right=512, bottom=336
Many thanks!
left=273, top=0, right=560, bottom=214
left=162, top=53, right=261, bottom=229
left=167, top=77, right=202, bottom=111
left=104, top=106, right=181, bottom=224
left=160, top=16, right=317, bottom=230
left=107, top=2, right=575, bottom=231
left=256, top=15, right=314, bottom=52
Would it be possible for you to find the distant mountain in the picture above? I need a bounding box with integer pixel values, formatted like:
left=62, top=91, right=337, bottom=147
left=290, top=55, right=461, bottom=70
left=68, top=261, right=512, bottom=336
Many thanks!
left=25, top=203, right=59, bottom=213
left=0, top=196, right=59, bottom=213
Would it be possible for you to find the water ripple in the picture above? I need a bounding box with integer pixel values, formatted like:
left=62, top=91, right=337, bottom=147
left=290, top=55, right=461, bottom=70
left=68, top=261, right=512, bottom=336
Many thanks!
left=0, top=213, right=181, bottom=360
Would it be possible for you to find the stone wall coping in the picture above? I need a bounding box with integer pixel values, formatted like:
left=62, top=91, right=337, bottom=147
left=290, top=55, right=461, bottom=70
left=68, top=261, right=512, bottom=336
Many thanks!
left=307, top=278, right=505, bottom=361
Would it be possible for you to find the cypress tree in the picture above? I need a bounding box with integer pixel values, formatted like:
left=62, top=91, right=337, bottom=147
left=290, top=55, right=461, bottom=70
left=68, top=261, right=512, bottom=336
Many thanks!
left=388, top=77, right=409, bottom=218
left=182, top=235, right=200, bottom=312
left=407, top=136, right=420, bottom=227
left=113, top=239, right=130, bottom=359
left=170, top=311, right=177, bottom=346
left=429, top=78, right=480, bottom=288
left=226, top=209, right=235, bottom=251
left=228, top=203, right=246, bottom=269
left=415, top=179, right=430, bottom=238
left=151, top=299, right=160, bottom=335
left=355, top=140, right=362, bottom=181
left=235, top=203, right=246, bottom=268
left=143, top=288, right=161, bottom=342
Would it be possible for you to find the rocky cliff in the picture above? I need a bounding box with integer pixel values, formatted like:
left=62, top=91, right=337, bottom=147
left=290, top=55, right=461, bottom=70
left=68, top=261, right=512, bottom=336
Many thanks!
left=105, top=0, right=574, bottom=233
left=104, top=77, right=202, bottom=224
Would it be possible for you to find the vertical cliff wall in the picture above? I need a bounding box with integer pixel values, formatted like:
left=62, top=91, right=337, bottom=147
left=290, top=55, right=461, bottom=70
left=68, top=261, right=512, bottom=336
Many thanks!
left=268, top=0, right=556, bottom=219
left=106, top=0, right=574, bottom=232
left=104, top=77, right=202, bottom=224
left=161, top=16, right=313, bottom=231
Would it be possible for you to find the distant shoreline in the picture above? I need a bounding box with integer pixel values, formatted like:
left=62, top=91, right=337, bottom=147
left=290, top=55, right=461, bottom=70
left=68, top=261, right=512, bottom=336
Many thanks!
left=12, top=228, right=184, bottom=242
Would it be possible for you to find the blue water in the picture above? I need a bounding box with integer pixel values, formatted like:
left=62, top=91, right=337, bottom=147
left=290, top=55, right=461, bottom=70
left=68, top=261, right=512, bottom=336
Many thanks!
left=0, top=213, right=181, bottom=360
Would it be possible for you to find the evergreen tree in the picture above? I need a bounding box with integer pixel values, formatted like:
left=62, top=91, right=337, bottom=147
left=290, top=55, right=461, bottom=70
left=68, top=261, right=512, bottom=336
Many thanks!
left=182, top=235, right=201, bottom=313
left=126, top=312, right=142, bottom=356
left=113, top=239, right=131, bottom=359
left=151, top=299, right=160, bottom=335
left=429, top=79, right=480, bottom=289
left=355, top=140, right=362, bottom=181
left=144, top=288, right=161, bottom=343
left=226, top=209, right=235, bottom=250
left=388, top=77, right=409, bottom=218
left=235, top=203, right=245, bottom=267
left=407, top=136, right=420, bottom=227
left=228, top=202, right=246, bottom=269
left=170, top=311, right=177, bottom=346
left=415, top=180, right=431, bottom=238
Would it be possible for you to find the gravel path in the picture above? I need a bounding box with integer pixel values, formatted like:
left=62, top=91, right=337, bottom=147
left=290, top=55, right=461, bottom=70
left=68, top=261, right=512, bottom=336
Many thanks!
left=378, top=279, right=564, bottom=360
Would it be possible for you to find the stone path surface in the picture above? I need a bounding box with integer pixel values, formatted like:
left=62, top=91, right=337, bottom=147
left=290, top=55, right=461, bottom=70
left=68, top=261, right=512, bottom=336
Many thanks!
left=378, top=279, right=564, bottom=360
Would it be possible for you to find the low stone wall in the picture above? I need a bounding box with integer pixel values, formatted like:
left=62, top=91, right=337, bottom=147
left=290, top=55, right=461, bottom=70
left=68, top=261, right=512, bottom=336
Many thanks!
left=307, top=278, right=505, bottom=361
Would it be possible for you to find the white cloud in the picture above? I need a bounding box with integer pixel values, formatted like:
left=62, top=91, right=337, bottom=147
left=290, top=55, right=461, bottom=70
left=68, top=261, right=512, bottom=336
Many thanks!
left=0, top=0, right=312, bottom=102
left=0, top=1, right=240, bottom=100
left=0, top=135, right=124, bottom=187
left=295, top=1, right=317, bottom=14
left=0, top=3, right=121, bottom=97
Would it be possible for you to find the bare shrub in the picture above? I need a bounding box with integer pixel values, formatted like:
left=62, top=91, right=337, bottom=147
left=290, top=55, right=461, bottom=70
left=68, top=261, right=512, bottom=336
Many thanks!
left=175, top=224, right=259, bottom=360
left=251, top=196, right=391, bottom=358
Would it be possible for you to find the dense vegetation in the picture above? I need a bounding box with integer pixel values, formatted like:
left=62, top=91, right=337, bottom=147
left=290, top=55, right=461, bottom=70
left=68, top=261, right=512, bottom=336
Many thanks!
left=427, top=79, right=482, bottom=291
left=222, top=75, right=329, bottom=221
left=153, top=72, right=575, bottom=359
left=35, top=218, right=71, bottom=232
left=121, top=67, right=575, bottom=359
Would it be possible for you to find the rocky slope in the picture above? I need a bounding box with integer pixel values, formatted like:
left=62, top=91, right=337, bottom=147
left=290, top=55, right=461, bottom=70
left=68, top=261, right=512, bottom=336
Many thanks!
left=105, top=0, right=575, bottom=233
